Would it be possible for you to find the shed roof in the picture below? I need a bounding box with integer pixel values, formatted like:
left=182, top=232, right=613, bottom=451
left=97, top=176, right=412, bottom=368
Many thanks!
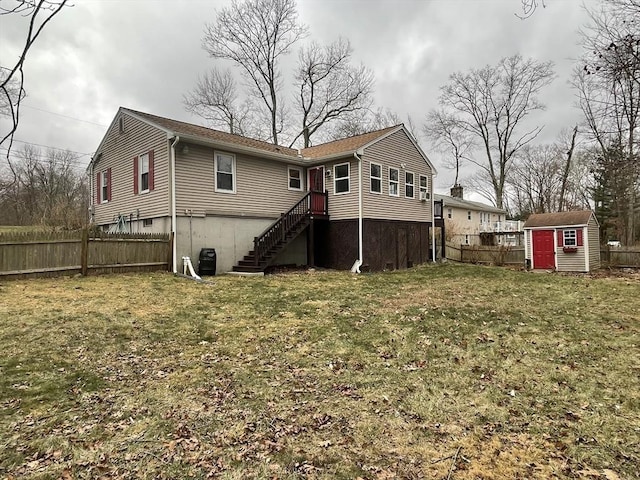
left=523, top=210, right=594, bottom=228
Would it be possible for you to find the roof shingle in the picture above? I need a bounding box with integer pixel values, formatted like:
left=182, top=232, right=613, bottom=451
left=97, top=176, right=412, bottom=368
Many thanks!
left=523, top=210, right=593, bottom=228
left=124, top=108, right=401, bottom=161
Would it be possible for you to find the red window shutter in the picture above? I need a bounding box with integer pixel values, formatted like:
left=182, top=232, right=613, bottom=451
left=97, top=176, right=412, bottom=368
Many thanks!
left=577, top=228, right=583, bottom=246
left=557, top=230, right=563, bottom=247
left=107, top=168, right=112, bottom=202
left=148, top=150, right=155, bottom=191
left=96, top=172, right=101, bottom=204
left=133, top=156, right=139, bottom=194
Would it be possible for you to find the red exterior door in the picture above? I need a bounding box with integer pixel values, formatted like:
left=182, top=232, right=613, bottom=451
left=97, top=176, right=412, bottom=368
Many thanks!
left=532, top=229, right=555, bottom=269
left=308, top=166, right=325, bottom=215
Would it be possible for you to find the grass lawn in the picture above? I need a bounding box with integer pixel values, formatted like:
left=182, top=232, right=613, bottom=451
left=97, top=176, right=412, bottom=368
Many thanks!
left=0, top=264, right=638, bottom=479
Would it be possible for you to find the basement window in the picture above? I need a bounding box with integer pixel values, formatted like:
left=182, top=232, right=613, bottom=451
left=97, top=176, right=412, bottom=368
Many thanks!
left=143, top=218, right=153, bottom=227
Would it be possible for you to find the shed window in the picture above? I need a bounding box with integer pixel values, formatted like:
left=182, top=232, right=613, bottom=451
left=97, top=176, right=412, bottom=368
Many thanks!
left=447, top=208, right=452, bottom=219
left=467, top=211, right=471, bottom=221
left=563, top=230, right=577, bottom=247
left=334, top=163, right=350, bottom=194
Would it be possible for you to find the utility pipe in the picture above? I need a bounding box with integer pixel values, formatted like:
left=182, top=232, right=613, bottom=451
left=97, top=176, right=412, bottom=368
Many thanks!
left=170, top=136, right=180, bottom=273
left=351, top=151, right=364, bottom=273
left=431, top=172, right=436, bottom=262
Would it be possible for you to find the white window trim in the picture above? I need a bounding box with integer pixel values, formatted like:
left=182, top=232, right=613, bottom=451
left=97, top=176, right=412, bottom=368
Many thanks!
left=419, top=175, right=428, bottom=193
left=405, top=171, right=415, bottom=199
left=100, top=170, right=109, bottom=204
left=288, top=166, right=303, bottom=191
left=334, top=162, right=350, bottom=195
left=214, top=151, right=236, bottom=194
left=564, top=229, right=577, bottom=246
left=370, top=162, right=382, bottom=194
left=138, top=152, right=150, bottom=194
left=389, top=167, right=400, bottom=197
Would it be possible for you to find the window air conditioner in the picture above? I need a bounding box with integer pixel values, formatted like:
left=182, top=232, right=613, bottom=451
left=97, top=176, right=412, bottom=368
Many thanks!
left=419, top=192, right=430, bottom=202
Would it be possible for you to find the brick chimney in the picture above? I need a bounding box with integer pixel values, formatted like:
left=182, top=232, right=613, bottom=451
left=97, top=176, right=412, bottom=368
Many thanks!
left=450, top=184, right=463, bottom=199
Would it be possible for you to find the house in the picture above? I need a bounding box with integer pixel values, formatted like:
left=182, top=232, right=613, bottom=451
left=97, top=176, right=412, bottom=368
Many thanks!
left=88, top=107, right=442, bottom=274
left=436, top=186, right=523, bottom=246
left=523, top=210, right=600, bottom=272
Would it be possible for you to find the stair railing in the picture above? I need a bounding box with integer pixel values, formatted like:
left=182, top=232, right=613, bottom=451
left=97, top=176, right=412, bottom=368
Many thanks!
left=253, top=191, right=327, bottom=266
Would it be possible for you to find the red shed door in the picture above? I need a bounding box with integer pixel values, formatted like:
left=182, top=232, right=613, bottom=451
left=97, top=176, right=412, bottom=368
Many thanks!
left=532, top=229, right=555, bottom=269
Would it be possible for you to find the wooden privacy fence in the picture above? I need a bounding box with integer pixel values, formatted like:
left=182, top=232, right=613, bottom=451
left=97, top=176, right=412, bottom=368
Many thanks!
left=600, top=246, right=640, bottom=268
left=446, top=242, right=525, bottom=266
left=0, top=229, right=172, bottom=279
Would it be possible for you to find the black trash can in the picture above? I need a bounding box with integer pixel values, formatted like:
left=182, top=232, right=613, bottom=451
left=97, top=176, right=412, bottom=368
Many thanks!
left=198, top=248, right=217, bottom=276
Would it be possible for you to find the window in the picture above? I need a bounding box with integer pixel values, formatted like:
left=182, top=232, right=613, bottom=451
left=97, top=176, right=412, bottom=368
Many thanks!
left=447, top=208, right=452, bottom=219
left=370, top=162, right=382, bottom=193
left=465, top=235, right=469, bottom=245
left=143, top=218, right=153, bottom=227
left=288, top=166, right=302, bottom=191
left=389, top=167, right=399, bottom=196
left=563, top=229, right=577, bottom=246
left=419, top=175, right=428, bottom=199
left=134, top=150, right=154, bottom=195
left=334, top=162, right=350, bottom=194
left=97, top=168, right=111, bottom=204
left=101, top=171, right=108, bottom=203
left=118, top=116, right=125, bottom=134
left=467, top=211, right=471, bottom=220
left=215, top=152, right=235, bottom=193
left=405, top=172, right=414, bottom=198
left=140, top=153, right=150, bottom=192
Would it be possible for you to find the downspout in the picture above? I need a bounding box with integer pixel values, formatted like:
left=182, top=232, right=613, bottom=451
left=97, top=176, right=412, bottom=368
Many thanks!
left=88, top=159, right=94, bottom=225
left=170, top=136, right=180, bottom=273
left=351, top=151, right=364, bottom=273
left=431, top=172, right=436, bottom=261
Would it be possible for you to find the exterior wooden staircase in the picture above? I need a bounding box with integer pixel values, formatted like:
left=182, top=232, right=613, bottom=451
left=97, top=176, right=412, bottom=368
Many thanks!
left=232, top=191, right=328, bottom=273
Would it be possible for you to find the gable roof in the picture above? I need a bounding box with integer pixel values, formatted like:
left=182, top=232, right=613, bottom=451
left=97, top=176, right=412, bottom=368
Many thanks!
left=300, top=125, right=400, bottom=159
left=523, top=210, right=595, bottom=228
left=434, top=194, right=506, bottom=214
left=93, top=108, right=434, bottom=172
left=124, top=108, right=300, bottom=158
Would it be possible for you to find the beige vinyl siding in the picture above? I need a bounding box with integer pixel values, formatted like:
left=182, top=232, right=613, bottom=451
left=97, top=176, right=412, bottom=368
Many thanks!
left=525, top=230, right=532, bottom=260
left=588, top=217, right=601, bottom=269
left=175, top=143, right=306, bottom=217
left=557, top=227, right=587, bottom=272
left=94, top=113, right=169, bottom=226
left=361, top=130, right=432, bottom=222
left=324, top=158, right=359, bottom=220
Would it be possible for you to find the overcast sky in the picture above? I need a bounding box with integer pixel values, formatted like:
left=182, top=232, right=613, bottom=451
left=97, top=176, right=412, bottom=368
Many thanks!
left=0, top=0, right=598, bottom=195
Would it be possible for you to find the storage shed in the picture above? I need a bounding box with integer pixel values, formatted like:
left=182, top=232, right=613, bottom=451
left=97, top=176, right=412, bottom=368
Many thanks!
left=523, top=210, right=600, bottom=272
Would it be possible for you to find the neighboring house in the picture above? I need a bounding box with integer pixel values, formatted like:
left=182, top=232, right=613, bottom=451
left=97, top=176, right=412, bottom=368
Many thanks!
left=436, top=186, right=523, bottom=246
left=523, top=210, right=600, bottom=272
left=89, top=107, right=441, bottom=273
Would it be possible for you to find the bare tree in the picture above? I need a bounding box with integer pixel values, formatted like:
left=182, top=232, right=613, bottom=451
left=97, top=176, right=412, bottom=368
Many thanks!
left=515, top=0, right=546, bottom=19
left=291, top=38, right=374, bottom=148
left=423, top=109, right=474, bottom=186
left=433, top=54, right=555, bottom=209
left=326, top=107, right=414, bottom=141
left=558, top=125, right=579, bottom=211
left=574, top=2, right=640, bottom=244
left=0, top=0, right=69, bottom=154
left=202, top=0, right=307, bottom=145
left=1, top=145, right=88, bottom=227
left=183, top=68, right=266, bottom=139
